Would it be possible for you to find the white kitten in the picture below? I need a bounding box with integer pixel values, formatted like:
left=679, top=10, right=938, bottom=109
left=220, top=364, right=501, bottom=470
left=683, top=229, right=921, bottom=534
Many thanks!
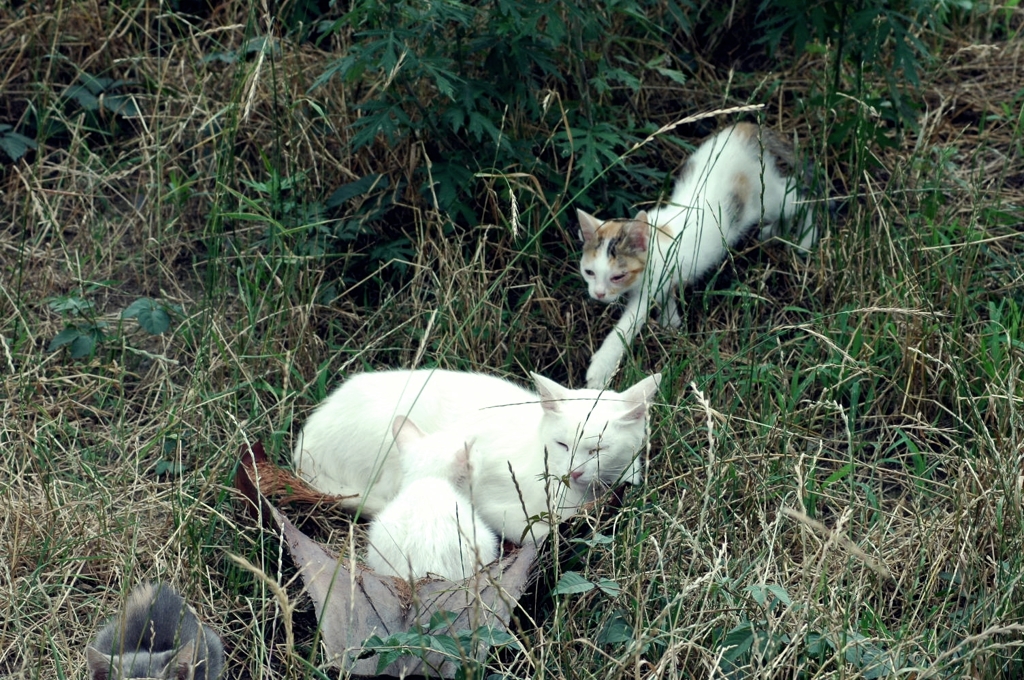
left=366, top=417, right=497, bottom=582
left=292, top=369, right=661, bottom=545
left=579, top=122, right=817, bottom=388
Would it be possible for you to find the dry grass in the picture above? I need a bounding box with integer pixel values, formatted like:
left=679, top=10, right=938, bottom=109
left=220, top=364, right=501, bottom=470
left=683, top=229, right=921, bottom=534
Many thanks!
left=2, top=1, right=1023, bottom=678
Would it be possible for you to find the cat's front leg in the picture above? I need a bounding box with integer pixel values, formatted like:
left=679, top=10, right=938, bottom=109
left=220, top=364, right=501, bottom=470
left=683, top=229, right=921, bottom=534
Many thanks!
left=587, top=336, right=625, bottom=389
left=586, top=291, right=650, bottom=389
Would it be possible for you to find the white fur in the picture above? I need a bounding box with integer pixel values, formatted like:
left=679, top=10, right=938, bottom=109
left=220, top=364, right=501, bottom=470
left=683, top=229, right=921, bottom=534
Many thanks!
left=580, top=124, right=817, bottom=388
left=292, top=369, right=661, bottom=545
left=366, top=418, right=497, bottom=582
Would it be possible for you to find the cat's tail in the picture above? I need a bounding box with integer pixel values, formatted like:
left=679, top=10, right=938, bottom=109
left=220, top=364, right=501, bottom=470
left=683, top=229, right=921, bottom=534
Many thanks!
left=239, top=441, right=386, bottom=519
left=288, top=463, right=390, bottom=516
left=761, top=127, right=832, bottom=253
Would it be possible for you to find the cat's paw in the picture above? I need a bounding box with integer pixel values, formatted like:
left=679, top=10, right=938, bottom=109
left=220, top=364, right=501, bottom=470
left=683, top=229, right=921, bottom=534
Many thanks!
left=586, top=347, right=620, bottom=389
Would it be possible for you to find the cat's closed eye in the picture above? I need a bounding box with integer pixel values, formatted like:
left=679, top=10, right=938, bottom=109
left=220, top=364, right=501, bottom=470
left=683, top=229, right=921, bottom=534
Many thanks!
left=610, top=273, right=626, bottom=283
left=554, top=441, right=570, bottom=451
left=584, top=269, right=595, bottom=277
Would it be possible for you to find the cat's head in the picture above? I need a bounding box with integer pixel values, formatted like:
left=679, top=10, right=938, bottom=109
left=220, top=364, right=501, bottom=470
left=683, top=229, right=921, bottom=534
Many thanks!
left=87, top=642, right=196, bottom=680
left=531, top=372, right=661, bottom=491
left=577, top=209, right=650, bottom=304
left=391, top=416, right=472, bottom=488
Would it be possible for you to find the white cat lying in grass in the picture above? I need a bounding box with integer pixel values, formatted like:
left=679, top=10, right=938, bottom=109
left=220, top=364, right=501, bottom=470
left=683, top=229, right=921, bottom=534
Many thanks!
left=579, top=122, right=818, bottom=388
left=366, top=416, right=498, bottom=582
left=293, top=369, right=660, bottom=546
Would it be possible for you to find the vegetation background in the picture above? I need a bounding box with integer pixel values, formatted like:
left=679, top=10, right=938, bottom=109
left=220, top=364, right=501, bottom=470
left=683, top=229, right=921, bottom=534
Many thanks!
left=1, top=0, right=1023, bottom=677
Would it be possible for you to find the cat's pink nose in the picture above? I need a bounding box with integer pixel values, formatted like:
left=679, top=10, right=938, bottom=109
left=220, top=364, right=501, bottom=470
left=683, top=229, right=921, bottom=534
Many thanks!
left=570, top=469, right=584, bottom=481
left=595, top=291, right=606, bottom=299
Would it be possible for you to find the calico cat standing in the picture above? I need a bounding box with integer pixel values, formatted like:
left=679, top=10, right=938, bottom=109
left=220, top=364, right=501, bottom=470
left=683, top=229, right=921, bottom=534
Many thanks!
left=366, top=417, right=498, bottom=582
left=86, top=582, right=224, bottom=680
left=292, top=369, right=660, bottom=546
left=579, top=122, right=817, bottom=388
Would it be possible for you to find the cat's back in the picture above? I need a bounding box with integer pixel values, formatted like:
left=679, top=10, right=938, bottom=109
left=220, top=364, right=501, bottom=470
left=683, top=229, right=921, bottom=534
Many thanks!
left=683, top=123, right=777, bottom=170
left=669, top=124, right=775, bottom=194
left=653, top=123, right=794, bottom=245
left=294, top=369, right=537, bottom=470
left=300, top=369, right=536, bottom=436
left=292, top=368, right=543, bottom=513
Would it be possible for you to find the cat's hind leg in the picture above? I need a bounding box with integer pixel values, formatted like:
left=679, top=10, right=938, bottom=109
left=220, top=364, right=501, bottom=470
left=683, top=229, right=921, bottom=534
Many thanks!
left=779, top=181, right=819, bottom=253
left=660, top=301, right=682, bottom=329
left=794, top=206, right=818, bottom=252
left=653, top=285, right=682, bottom=329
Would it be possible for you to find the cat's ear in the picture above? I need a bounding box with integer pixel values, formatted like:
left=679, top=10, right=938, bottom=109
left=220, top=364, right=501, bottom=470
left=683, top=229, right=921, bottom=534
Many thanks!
left=391, top=416, right=425, bottom=445
left=86, top=647, right=112, bottom=680
left=577, top=209, right=602, bottom=243
left=531, top=372, right=566, bottom=413
left=171, top=640, right=196, bottom=680
left=622, top=211, right=650, bottom=253
left=456, top=438, right=474, bottom=469
left=618, top=373, right=661, bottom=421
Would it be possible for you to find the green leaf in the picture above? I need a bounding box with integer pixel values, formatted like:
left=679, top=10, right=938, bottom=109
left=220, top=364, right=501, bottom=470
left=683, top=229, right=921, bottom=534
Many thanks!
left=596, top=613, right=633, bottom=645
left=719, top=621, right=755, bottom=662
left=428, top=610, right=458, bottom=632
left=374, top=648, right=405, bottom=674
left=842, top=631, right=897, bottom=679
left=366, top=634, right=385, bottom=645
left=764, top=584, right=792, bottom=606
left=595, top=578, right=621, bottom=597
left=244, top=35, right=279, bottom=56
left=746, top=583, right=793, bottom=609
left=123, top=298, right=172, bottom=335
left=570, top=532, right=613, bottom=547
left=103, top=94, right=140, bottom=118
left=552, top=571, right=594, bottom=596
left=465, top=625, right=519, bottom=650
left=142, top=308, right=171, bottom=335
left=428, top=634, right=461, bottom=658
left=122, top=298, right=153, bottom=318
left=654, top=66, right=688, bottom=86
left=49, top=296, right=95, bottom=316
left=326, top=174, right=387, bottom=209
left=0, top=129, right=37, bottom=161
left=823, top=463, right=854, bottom=486
left=154, top=460, right=185, bottom=476
left=69, top=333, right=96, bottom=359
left=65, top=84, right=99, bottom=111
left=80, top=73, right=115, bottom=95
left=49, top=326, right=82, bottom=352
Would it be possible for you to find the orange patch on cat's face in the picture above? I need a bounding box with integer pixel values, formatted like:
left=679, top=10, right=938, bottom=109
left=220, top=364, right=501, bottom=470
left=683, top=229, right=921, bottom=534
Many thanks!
left=581, top=218, right=647, bottom=298
left=609, top=255, right=645, bottom=290
left=581, top=217, right=627, bottom=250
